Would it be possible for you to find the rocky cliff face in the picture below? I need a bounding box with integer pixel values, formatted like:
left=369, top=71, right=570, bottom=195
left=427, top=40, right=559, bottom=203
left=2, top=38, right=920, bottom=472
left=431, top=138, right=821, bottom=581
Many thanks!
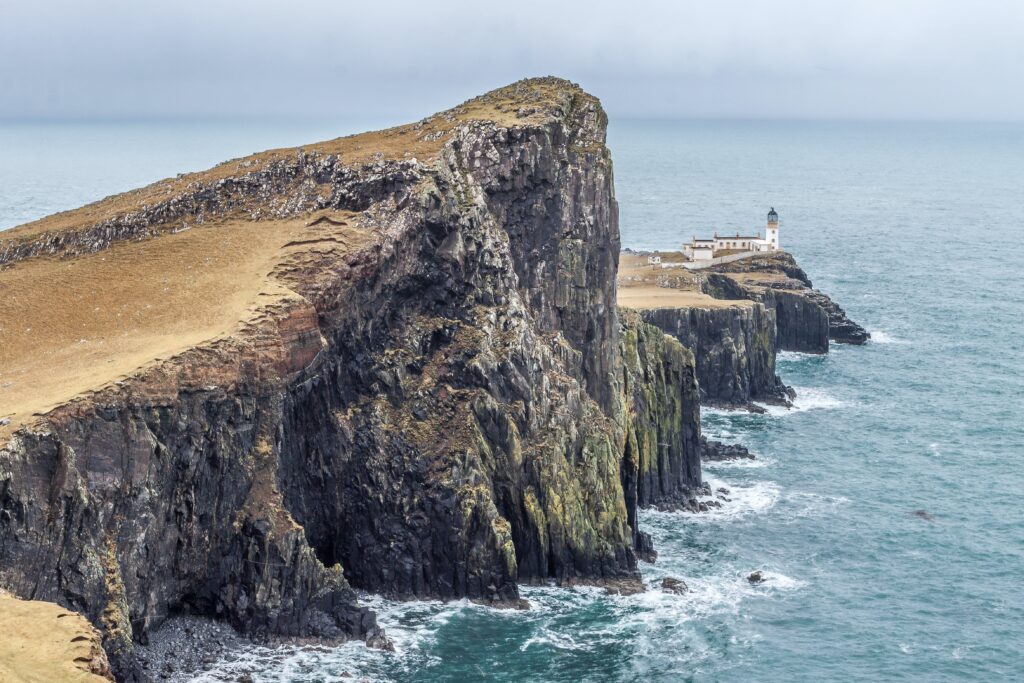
left=0, top=79, right=699, bottom=679
left=701, top=272, right=830, bottom=353
left=638, top=303, right=792, bottom=408
left=620, top=310, right=702, bottom=524
left=631, top=251, right=867, bottom=407
left=711, top=252, right=869, bottom=347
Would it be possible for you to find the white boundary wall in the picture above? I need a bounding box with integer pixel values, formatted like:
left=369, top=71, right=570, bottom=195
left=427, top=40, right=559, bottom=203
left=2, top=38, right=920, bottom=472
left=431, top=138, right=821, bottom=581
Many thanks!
left=672, top=250, right=760, bottom=270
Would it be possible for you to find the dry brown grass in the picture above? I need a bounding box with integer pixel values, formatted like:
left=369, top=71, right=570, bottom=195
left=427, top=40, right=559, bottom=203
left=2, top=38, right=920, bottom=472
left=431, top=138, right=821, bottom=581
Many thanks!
left=0, top=213, right=360, bottom=438
left=0, top=593, right=111, bottom=682
left=617, top=252, right=751, bottom=310
left=725, top=271, right=791, bottom=286
left=617, top=285, right=752, bottom=310
left=0, top=78, right=588, bottom=440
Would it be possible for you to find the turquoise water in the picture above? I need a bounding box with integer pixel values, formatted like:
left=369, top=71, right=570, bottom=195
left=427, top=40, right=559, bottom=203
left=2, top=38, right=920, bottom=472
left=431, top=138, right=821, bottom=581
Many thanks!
left=2, top=119, right=1023, bottom=681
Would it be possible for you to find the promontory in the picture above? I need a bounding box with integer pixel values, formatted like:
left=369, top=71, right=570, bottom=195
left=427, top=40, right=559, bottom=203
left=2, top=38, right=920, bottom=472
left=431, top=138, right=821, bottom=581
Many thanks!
left=0, top=77, right=864, bottom=681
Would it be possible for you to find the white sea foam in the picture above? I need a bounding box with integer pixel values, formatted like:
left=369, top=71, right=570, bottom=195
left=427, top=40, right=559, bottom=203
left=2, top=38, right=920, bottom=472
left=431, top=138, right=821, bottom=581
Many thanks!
left=780, top=491, right=850, bottom=520
left=641, top=474, right=781, bottom=522
left=520, top=628, right=589, bottom=652
left=868, top=329, right=909, bottom=345
left=702, top=456, right=773, bottom=470
left=189, top=474, right=799, bottom=681
left=778, top=350, right=826, bottom=362
left=754, top=571, right=806, bottom=591
left=192, top=558, right=807, bottom=682
left=755, top=386, right=843, bottom=416
left=190, top=595, right=476, bottom=683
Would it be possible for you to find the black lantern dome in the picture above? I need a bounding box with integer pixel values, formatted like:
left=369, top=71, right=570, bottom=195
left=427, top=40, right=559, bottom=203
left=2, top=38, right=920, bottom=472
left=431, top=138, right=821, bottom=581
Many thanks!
left=767, top=207, right=778, bottom=224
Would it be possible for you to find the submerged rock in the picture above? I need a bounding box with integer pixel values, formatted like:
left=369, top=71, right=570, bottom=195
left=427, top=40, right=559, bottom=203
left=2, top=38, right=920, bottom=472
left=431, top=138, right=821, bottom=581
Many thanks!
left=700, top=436, right=755, bottom=461
left=747, top=571, right=765, bottom=585
left=661, top=577, right=689, bottom=594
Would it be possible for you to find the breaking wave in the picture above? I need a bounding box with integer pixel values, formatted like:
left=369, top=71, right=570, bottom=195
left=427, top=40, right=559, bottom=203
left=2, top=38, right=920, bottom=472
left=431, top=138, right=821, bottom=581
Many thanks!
left=868, top=329, right=909, bottom=345
left=755, top=387, right=843, bottom=416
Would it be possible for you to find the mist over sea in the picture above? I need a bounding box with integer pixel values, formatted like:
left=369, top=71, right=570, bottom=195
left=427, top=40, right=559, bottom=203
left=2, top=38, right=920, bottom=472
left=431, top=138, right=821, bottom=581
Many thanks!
left=2, top=118, right=1022, bottom=681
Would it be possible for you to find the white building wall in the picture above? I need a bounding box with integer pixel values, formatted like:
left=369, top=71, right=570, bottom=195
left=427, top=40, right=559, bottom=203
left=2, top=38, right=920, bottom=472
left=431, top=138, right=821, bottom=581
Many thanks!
left=681, top=250, right=761, bottom=270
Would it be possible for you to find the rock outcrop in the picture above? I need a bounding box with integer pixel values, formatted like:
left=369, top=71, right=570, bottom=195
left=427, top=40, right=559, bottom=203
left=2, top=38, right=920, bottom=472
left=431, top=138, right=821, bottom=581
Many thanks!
left=638, top=303, right=793, bottom=408
left=0, top=78, right=703, bottom=678
left=620, top=310, right=703, bottom=523
left=711, top=252, right=869, bottom=347
left=700, top=436, right=754, bottom=461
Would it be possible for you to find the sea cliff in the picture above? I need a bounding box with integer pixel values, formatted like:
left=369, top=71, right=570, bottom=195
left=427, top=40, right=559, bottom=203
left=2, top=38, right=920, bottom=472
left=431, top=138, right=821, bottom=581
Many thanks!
left=618, top=251, right=867, bottom=409
left=0, top=79, right=704, bottom=679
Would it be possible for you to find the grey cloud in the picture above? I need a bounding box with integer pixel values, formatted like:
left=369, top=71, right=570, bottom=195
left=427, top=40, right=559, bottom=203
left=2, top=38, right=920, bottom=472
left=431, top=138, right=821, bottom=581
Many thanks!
left=1, top=0, right=1021, bottom=121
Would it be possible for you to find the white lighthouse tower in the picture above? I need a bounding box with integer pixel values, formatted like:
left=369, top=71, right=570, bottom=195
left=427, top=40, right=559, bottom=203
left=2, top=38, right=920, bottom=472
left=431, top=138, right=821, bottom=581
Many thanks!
left=766, top=207, right=780, bottom=250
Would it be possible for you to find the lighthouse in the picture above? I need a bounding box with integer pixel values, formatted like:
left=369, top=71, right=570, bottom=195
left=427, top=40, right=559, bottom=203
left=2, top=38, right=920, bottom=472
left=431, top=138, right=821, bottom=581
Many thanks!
left=680, top=207, right=782, bottom=264
left=766, top=207, right=780, bottom=250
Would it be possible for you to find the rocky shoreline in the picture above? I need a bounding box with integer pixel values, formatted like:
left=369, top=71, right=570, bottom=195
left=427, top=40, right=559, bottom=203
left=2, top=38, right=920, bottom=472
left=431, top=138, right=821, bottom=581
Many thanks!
left=0, top=78, right=864, bottom=681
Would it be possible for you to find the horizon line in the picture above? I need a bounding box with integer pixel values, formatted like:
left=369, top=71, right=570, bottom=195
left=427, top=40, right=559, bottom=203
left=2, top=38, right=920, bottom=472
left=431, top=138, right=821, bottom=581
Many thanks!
left=1, top=113, right=1022, bottom=126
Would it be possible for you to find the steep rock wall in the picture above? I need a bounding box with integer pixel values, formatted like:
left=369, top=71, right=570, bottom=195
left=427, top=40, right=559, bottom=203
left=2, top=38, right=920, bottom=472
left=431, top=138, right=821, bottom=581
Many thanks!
left=701, top=272, right=829, bottom=353
left=620, top=311, right=702, bottom=524
left=711, top=253, right=869, bottom=346
left=639, top=304, right=791, bottom=408
left=276, top=105, right=639, bottom=602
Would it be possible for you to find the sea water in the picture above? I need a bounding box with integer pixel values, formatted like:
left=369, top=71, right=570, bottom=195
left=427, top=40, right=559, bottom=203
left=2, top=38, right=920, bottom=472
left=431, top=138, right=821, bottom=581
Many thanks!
left=2, top=118, right=1023, bottom=681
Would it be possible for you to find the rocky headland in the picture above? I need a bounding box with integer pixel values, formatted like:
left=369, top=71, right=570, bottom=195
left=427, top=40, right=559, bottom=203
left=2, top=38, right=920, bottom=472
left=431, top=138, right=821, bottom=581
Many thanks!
left=618, top=251, right=868, bottom=409
left=0, top=78, right=864, bottom=680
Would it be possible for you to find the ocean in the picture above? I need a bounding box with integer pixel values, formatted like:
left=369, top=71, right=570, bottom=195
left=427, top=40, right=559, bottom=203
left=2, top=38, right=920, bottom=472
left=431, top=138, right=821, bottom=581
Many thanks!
left=2, top=117, right=1022, bottom=681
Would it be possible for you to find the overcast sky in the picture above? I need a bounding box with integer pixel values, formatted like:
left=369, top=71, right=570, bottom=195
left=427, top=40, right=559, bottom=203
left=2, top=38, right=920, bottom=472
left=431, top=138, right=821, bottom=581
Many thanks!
left=2, top=0, right=1022, bottom=122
